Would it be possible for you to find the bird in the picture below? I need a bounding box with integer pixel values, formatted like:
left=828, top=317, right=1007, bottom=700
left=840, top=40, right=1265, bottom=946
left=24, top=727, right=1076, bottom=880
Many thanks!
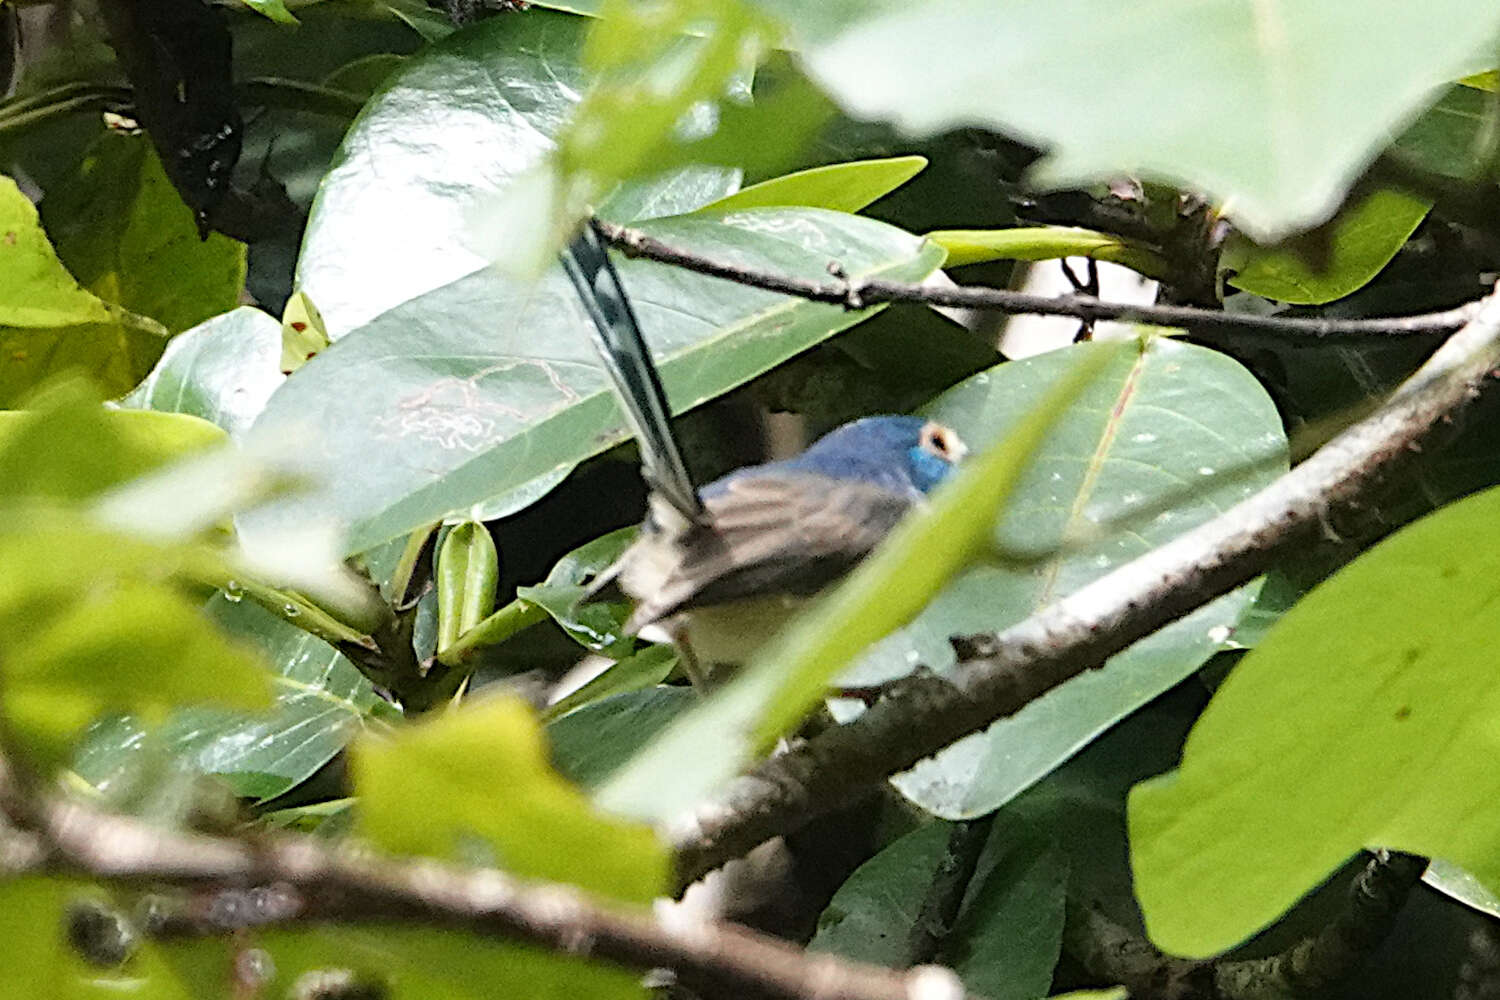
left=603, top=415, right=967, bottom=682
left=560, top=218, right=967, bottom=682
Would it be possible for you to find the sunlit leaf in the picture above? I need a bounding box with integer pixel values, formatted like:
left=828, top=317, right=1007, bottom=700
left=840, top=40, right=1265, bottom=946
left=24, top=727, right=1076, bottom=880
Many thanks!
left=1128, top=485, right=1500, bottom=956
left=791, top=0, right=1500, bottom=240
left=0, top=176, right=165, bottom=403
left=355, top=695, right=667, bottom=902
left=296, top=8, right=739, bottom=336
left=698, top=154, right=926, bottom=214
left=121, top=306, right=286, bottom=438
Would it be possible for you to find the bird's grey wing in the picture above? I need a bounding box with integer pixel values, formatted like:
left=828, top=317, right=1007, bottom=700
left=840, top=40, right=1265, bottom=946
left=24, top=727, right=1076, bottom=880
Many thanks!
left=626, top=471, right=916, bottom=628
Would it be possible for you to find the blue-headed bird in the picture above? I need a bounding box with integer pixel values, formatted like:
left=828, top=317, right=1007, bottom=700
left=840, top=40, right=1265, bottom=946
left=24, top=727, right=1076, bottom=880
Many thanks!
left=562, top=220, right=966, bottom=682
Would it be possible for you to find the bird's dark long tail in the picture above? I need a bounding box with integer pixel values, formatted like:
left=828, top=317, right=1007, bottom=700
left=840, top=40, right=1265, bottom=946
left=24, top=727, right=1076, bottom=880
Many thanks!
left=560, top=218, right=706, bottom=526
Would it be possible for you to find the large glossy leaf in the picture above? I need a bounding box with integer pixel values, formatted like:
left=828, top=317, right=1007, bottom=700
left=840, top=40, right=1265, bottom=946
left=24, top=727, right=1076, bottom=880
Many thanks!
left=295, top=8, right=738, bottom=336
left=828, top=337, right=1286, bottom=820
left=1128, top=484, right=1500, bottom=958
left=0, top=175, right=165, bottom=403
left=120, top=307, right=286, bottom=438
left=71, top=597, right=389, bottom=802
left=1221, top=188, right=1431, bottom=305
left=791, top=0, right=1500, bottom=240
left=246, top=208, right=944, bottom=555
left=810, top=820, right=1066, bottom=1000
left=41, top=132, right=246, bottom=335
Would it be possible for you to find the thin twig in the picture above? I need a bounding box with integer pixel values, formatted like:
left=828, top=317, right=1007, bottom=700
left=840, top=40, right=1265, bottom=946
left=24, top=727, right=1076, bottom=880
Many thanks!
left=907, top=818, right=994, bottom=967
left=0, top=752, right=973, bottom=1000
left=595, top=220, right=1480, bottom=341
left=668, top=282, right=1500, bottom=889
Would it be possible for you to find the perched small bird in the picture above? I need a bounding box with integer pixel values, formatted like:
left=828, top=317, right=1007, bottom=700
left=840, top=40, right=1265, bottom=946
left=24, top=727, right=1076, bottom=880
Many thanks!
left=560, top=218, right=967, bottom=680
left=609, top=415, right=967, bottom=680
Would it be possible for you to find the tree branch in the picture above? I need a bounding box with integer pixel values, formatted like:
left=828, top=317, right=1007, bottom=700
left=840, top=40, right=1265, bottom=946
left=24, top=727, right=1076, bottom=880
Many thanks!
left=668, top=282, right=1500, bottom=889
left=906, top=818, right=994, bottom=967
left=1063, top=851, right=1427, bottom=1000
left=0, top=751, right=973, bottom=1000
left=594, top=220, right=1480, bottom=341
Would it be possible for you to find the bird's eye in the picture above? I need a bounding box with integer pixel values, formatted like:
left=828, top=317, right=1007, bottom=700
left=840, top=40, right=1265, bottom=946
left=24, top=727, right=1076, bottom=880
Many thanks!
left=919, top=422, right=968, bottom=463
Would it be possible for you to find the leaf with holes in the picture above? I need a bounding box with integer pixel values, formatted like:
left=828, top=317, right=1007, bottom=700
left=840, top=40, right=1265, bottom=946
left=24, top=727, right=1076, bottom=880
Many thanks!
left=827, top=337, right=1287, bottom=820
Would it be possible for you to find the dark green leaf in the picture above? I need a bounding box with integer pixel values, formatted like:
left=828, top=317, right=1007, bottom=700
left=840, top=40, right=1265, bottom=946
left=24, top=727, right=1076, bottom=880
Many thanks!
left=41, top=132, right=246, bottom=334
left=811, top=820, right=1066, bottom=1000
left=517, top=527, right=637, bottom=655
left=547, top=686, right=695, bottom=788
left=1222, top=188, right=1430, bottom=305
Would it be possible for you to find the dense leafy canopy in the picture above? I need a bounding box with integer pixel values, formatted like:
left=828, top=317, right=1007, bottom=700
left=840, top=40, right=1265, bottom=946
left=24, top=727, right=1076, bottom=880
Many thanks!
left=2, top=0, right=1500, bottom=997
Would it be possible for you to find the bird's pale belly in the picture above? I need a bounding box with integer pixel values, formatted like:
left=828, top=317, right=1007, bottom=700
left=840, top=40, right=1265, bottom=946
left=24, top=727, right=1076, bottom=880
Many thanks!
left=678, top=593, right=815, bottom=669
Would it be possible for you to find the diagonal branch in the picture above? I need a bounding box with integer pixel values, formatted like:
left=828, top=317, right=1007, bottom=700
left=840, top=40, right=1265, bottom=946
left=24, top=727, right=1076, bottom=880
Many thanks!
left=0, top=750, right=973, bottom=1000
left=667, top=283, right=1500, bottom=889
left=594, top=219, right=1481, bottom=341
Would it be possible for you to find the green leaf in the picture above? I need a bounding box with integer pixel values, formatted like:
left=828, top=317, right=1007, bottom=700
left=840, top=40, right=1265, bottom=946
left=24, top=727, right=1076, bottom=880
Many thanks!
left=547, top=686, right=696, bottom=788
left=0, top=175, right=165, bottom=403
left=599, top=341, right=1111, bottom=821
left=1392, top=83, right=1489, bottom=179
left=1221, top=188, right=1431, bottom=305
left=72, top=598, right=386, bottom=803
left=296, top=8, right=739, bottom=336
left=1128, top=484, right=1500, bottom=957
left=120, top=306, right=286, bottom=438
left=0, top=397, right=225, bottom=505
left=810, top=820, right=1066, bottom=1000
left=248, top=208, right=944, bottom=555
left=437, top=520, right=500, bottom=653
left=279, top=290, right=330, bottom=376
left=793, top=0, right=1500, bottom=241
left=515, top=527, right=638, bottom=656
left=354, top=695, right=668, bottom=902
left=542, top=645, right=678, bottom=723
left=7, top=578, right=272, bottom=758
left=825, top=338, right=1285, bottom=821
left=1424, top=859, right=1500, bottom=921
left=0, top=879, right=197, bottom=999
left=700, top=155, right=927, bottom=213
left=927, top=226, right=1172, bottom=281
left=162, top=923, right=644, bottom=1000
left=240, top=0, right=300, bottom=24
left=41, top=132, right=247, bottom=335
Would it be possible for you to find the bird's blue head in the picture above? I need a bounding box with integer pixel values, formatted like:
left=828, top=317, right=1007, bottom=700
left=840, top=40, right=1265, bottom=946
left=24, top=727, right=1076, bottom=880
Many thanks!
left=783, top=415, right=967, bottom=495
